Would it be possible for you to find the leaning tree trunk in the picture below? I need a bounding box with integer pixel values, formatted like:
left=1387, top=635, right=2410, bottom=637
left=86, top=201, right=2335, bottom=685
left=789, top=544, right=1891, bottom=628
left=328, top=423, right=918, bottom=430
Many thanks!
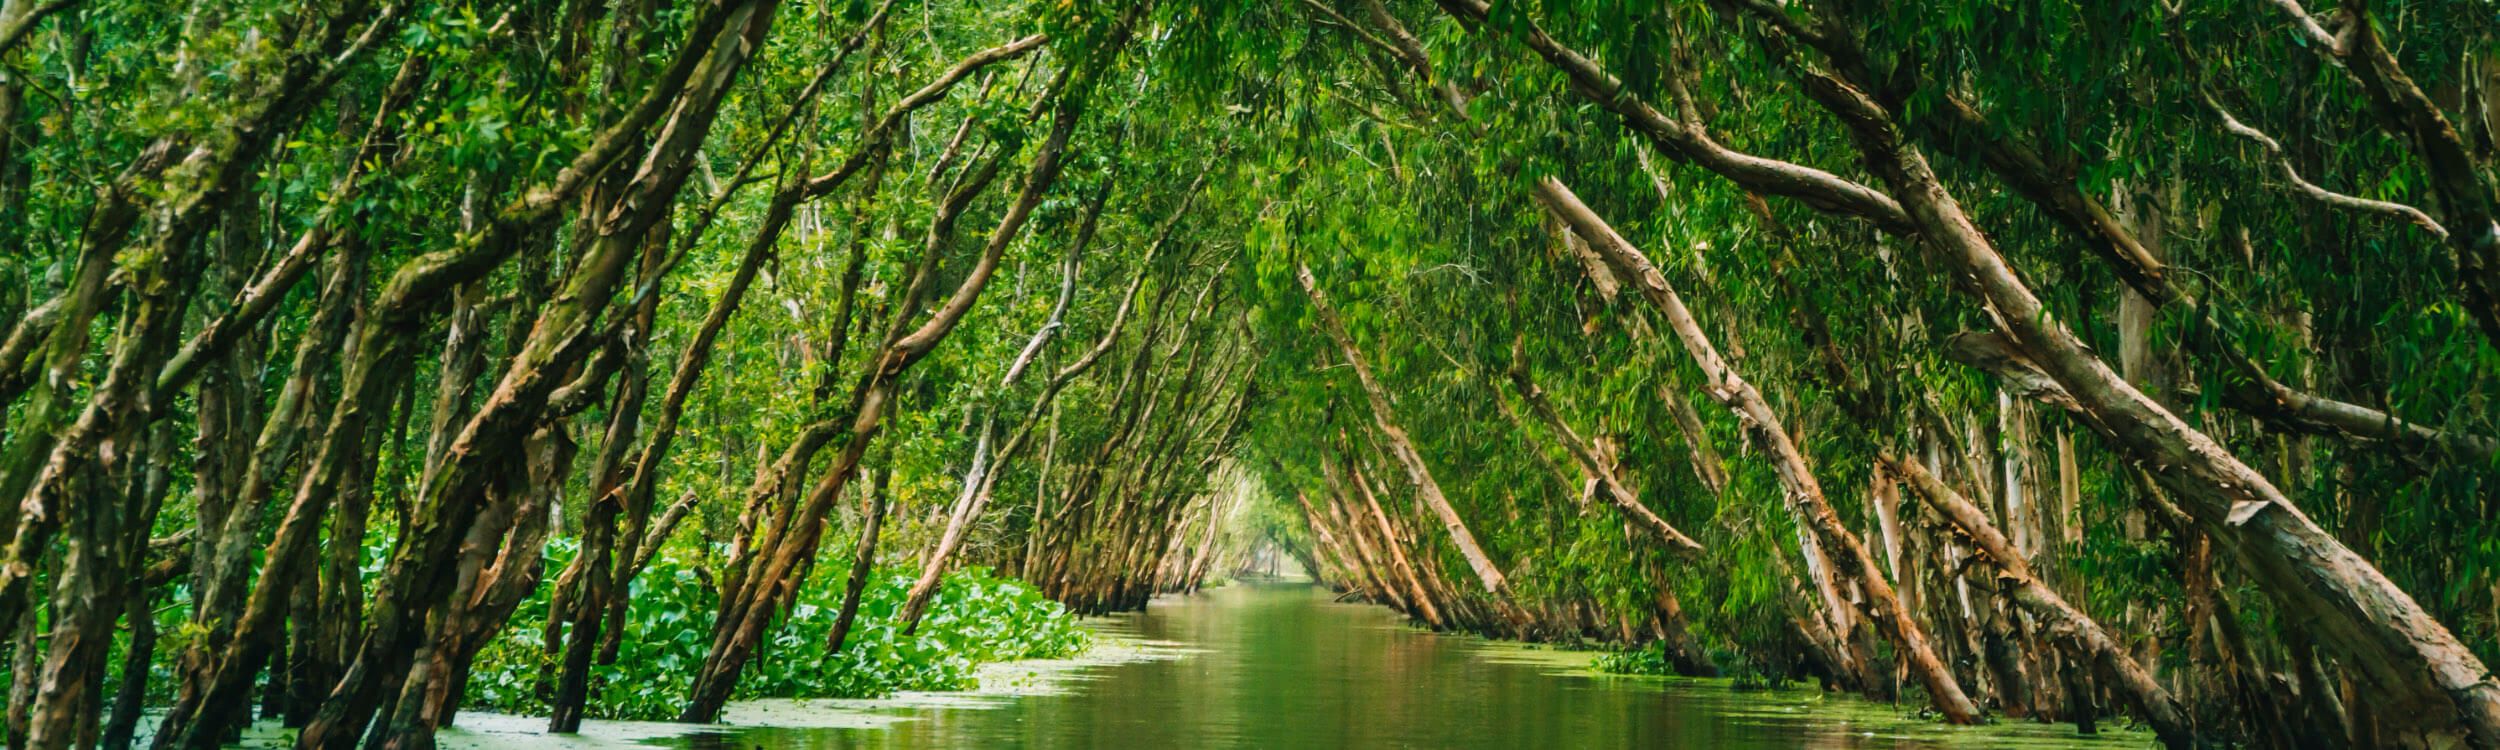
left=1448, top=0, right=2500, bottom=735
left=1750, top=18, right=2500, bottom=740
left=151, top=5, right=748, bottom=744
left=294, top=8, right=780, bottom=748
left=680, top=72, right=1094, bottom=722
left=1533, top=177, right=1983, bottom=725
left=1297, top=264, right=1526, bottom=631
left=892, top=170, right=1207, bottom=631
left=1881, top=452, right=2194, bottom=748
left=824, top=453, right=898, bottom=654
left=1504, top=355, right=1704, bottom=554
left=1329, top=455, right=1444, bottom=628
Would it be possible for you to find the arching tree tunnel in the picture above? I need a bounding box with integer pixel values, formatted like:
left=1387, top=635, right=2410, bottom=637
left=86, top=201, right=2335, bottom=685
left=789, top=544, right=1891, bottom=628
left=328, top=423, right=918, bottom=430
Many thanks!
left=0, top=0, right=2496, bottom=748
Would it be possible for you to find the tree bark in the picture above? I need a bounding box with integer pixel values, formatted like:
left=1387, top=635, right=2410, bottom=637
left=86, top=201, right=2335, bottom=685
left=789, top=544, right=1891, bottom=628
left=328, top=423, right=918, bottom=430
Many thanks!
left=1882, top=452, right=2192, bottom=747
left=825, top=450, right=898, bottom=654
left=1331, top=455, right=1442, bottom=627
left=1533, top=176, right=1982, bottom=724
left=295, top=7, right=779, bottom=747
left=1756, top=18, right=2500, bottom=739
left=1504, top=354, right=1704, bottom=554
left=1297, top=264, right=1523, bottom=626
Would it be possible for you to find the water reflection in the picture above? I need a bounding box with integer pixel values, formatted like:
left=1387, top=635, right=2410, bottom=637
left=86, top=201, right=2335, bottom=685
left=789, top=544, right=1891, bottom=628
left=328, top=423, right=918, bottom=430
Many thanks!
left=677, top=581, right=2128, bottom=749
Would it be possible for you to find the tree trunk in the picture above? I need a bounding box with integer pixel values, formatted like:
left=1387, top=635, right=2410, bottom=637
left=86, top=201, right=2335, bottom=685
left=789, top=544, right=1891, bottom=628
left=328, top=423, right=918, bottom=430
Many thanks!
left=1333, top=457, right=1443, bottom=628
left=1298, top=264, right=1524, bottom=627
left=1503, top=355, right=1704, bottom=554
left=894, top=171, right=1199, bottom=631
left=827, top=451, right=901, bottom=653
left=1773, top=35, right=2500, bottom=740
left=1534, top=176, right=1982, bottom=724
left=682, top=65, right=1095, bottom=720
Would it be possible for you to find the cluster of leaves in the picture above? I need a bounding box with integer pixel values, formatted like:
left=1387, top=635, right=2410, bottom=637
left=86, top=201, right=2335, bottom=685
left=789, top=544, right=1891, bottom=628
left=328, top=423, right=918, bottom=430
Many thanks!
left=1162, top=8, right=2500, bottom=740
left=462, top=557, right=1087, bottom=721
left=1593, top=643, right=1791, bottom=692
left=746, top=568, right=1093, bottom=701
left=1589, top=643, right=1674, bottom=676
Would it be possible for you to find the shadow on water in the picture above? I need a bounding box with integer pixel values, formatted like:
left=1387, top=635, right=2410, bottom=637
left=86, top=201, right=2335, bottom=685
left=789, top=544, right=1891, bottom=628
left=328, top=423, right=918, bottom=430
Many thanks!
left=667, top=580, right=2145, bottom=749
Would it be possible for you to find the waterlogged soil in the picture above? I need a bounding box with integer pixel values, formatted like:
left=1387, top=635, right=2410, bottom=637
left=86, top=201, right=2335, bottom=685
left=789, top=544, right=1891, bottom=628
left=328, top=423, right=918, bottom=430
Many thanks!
left=421, top=580, right=2149, bottom=749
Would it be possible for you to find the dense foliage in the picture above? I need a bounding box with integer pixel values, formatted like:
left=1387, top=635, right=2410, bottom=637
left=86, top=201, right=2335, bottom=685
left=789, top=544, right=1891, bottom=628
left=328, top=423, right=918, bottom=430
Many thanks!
left=2, top=0, right=2497, bottom=747
left=463, top=563, right=1087, bottom=721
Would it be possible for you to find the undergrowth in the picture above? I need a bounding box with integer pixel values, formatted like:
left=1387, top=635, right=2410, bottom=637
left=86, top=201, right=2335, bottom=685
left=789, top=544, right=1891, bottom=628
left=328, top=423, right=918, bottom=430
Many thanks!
left=464, top=555, right=1089, bottom=721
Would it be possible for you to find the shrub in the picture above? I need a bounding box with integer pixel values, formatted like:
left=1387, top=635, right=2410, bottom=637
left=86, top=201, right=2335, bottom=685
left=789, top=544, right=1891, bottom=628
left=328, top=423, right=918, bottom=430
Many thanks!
left=464, top=558, right=1089, bottom=721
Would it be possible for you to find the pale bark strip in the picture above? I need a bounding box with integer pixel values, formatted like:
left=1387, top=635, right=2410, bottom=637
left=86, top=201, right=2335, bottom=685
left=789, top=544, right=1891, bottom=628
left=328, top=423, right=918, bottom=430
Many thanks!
left=1655, top=380, right=1731, bottom=494
left=1291, top=491, right=1364, bottom=595
left=1328, top=486, right=1410, bottom=611
left=0, top=0, right=75, bottom=59
left=891, top=168, right=1201, bottom=632
left=1431, top=0, right=1909, bottom=232
left=704, top=30, right=1057, bottom=627
left=1329, top=455, right=1443, bottom=627
left=2262, top=0, right=2500, bottom=352
left=1924, top=92, right=2493, bottom=464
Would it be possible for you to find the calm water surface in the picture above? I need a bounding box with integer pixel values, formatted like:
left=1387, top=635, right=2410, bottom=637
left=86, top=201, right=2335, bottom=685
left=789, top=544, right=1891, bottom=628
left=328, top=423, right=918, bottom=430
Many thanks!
left=671, top=581, right=2138, bottom=749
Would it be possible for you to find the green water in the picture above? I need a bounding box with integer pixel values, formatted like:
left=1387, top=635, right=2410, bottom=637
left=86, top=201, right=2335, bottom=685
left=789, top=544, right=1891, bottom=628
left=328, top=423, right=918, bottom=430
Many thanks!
left=664, top=581, right=2143, bottom=749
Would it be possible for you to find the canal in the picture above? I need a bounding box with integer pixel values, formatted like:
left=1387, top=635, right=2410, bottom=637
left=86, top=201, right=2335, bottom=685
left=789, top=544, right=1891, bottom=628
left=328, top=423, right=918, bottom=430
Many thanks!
left=624, top=581, right=2141, bottom=749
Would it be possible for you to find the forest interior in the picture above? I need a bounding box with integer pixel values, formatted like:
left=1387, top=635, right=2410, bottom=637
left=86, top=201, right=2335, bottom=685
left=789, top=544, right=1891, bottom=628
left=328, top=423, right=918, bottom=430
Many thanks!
left=1, top=0, right=2498, bottom=747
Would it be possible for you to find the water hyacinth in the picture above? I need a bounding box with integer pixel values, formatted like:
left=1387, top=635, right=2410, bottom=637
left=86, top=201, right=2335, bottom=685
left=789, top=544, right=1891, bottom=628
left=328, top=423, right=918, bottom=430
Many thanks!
left=463, top=561, right=1088, bottom=722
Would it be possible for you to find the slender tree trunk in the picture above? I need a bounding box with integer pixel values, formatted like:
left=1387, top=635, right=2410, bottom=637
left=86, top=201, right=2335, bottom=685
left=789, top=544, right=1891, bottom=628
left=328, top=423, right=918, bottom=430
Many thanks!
left=682, top=64, right=1096, bottom=720
left=1769, top=31, right=2500, bottom=738
left=1298, top=264, right=1524, bottom=629
left=825, top=457, right=898, bottom=654
left=1535, top=177, right=1982, bottom=724
left=893, top=171, right=1191, bottom=631
left=1333, top=456, right=1443, bottom=627
left=1504, top=355, right=1703, bottom=553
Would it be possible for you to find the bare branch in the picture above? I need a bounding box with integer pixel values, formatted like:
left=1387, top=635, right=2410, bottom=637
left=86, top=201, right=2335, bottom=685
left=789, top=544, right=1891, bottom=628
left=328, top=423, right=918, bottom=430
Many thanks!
left=2206, top=92, right=2446, bottom=237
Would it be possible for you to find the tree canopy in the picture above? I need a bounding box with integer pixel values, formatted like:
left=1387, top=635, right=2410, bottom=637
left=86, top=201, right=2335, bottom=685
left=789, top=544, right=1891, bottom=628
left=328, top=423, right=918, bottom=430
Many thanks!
left=0, top=0, right=2496, bottom=747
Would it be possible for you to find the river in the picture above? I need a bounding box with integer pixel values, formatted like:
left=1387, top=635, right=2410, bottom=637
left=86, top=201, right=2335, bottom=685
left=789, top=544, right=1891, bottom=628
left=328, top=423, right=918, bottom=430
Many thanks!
left=530, top=580, right=2140, bottom=749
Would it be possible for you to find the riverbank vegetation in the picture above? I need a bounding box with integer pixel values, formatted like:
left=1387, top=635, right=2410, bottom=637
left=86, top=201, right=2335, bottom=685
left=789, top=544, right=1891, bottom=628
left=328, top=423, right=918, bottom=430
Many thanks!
left=0, top=0, right=2495, bottom=747
left=461, top=565, right=1088, bottom=721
